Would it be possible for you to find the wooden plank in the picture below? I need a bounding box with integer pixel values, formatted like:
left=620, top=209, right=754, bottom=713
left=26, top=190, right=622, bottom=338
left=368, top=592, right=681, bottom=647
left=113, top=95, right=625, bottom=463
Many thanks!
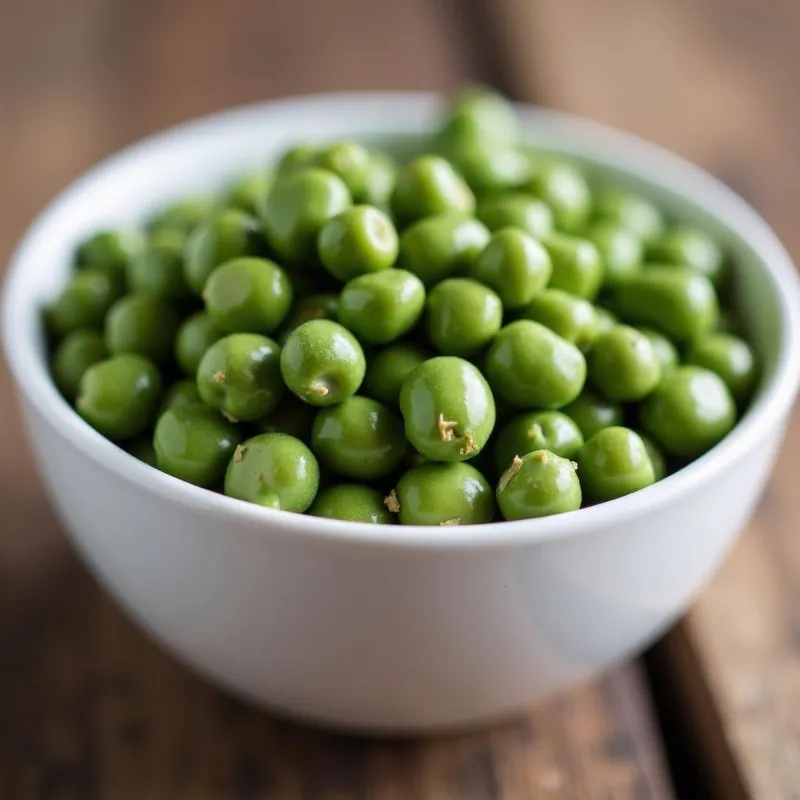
left=483, top=0, right=800, bottom=796
left=0, top=0, right=672, bottom=796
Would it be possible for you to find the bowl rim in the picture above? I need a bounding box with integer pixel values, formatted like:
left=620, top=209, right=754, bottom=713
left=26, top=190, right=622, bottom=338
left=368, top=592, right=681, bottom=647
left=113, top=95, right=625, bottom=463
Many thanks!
left=4, top=90, right=800, bottom=551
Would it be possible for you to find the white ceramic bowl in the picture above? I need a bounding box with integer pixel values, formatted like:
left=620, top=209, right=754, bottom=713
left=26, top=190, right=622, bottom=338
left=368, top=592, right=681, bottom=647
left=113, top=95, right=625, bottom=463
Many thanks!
left=4, top=93, right=800, bottom=733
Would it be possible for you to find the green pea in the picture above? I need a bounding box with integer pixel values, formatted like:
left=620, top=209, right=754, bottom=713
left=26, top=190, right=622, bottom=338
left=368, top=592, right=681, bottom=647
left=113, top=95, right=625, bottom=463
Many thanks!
left=310, top=484, right=396, bottom=524
left=128, top=436, right=158, bottom=467
left=445, top=138, right=532, bottom=194
left=641, top=366, right=736, bottom=457
left=260, top=168, right=352, bottom=263
left=224, top=433, right=319, bottom=512
left=75, top=229, right=145, bottom=280
left=638, top=327, right=679, bottom=372
left=686, top=332, right=758, bottom=403
left=312, top=396, right=406, bottom=480
left=317, top=205, right=398, bottom=282
left=494, top=411, right=584, bottom=474
left=255, top=395, right=316, bottom=441
left=440, top=84, right=520, bottom=145
left=562, top=390, right=624, bottom=439
left=46, top=270, right=122, bottom=337
left=104, top=294, right=180, bottom=363
left=275, top=144, right=318, bottom=176
left=611, top=266, right=719, bottom=343
left=127, top=228, right=190, bottom=301
left=174, top=311, right=224, bottom=376
left=183, top=209, right=263, bottom=294
left=279, top=293, right=340, bottom=342
left=154, top=404, right=241, bottom=487
left=394, top=462, right=495, bottom=526
left=160, top=379, right=202, bottom=413
left=593, top=187, right=665, bottom=244
left=203, top=257, right=293, bottom=334
left=527, top=161, right=592, bottom=233
left=523, top=289, right=598, bottom=350
left=469, top=228, right=552, bottom=309
left=399, top=356, right=495, bottom=461
left=485, top=320, right=586, bottom=409
left=477, top=193, right=554, bottom=238
left=577, top=427, right=655, bottom=502
left=280, top=319, right=365, bottom=406
left=338, top=269, right=426, bottom=345
left=636, top=430, right=667, bottom=482
left=497, top=450, right=581, bottom=520
left=76, top=354, right=162, bottom=441
left=197, top=334, right=283, bottom=422
left=148, top=198, right=214, bottom=235
left=399, top=213, right=490, bottom=287
left=224, top=171, right=273, bottom=215
left=594, top=307, right=618, bottom=335
left=588, top=326, right=661, bottom=402
left=362, top=151, right=398, bottom=209
left=51, top=329, right=108, bottom=400
left=314, top=140, right=373, bottom=201
left=391, top=155, right=475, bottom=225
left=364, top=342, right=430, bottom=407
left=425, top=278, right=503, bottom=356
left=584, top=220, right=644, bottom=288
left=540, top=232, right=603, bottom=300
left=647, top=226, right=725, bottom=285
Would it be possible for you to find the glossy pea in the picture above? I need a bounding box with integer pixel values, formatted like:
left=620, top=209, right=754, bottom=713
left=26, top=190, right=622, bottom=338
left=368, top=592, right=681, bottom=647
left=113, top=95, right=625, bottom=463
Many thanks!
left=275, top=144, right=318, bottom=176
left=539, top=232, right=603, bottom=300
left=148, top=198, right=214, bottom=235
left=391, top=155, right=475, bottom=225
left=639, top=327, right=680, bottom=372
left=577, top=427, right=655, bottom=502
left=445, top=138, right=532, bottom=194
left=594, top=307, right=619, bottom=336
left=523, top=289, right=598, bottom=350
left=224, top=171, right=273, bottom=215
left=310, top=484, right=396, bottom=524
left=686, top=332, right=758, bottom=403
left=562, top=390, right=624, bottom=439
left=647, top=226, right=726, bottom=285
left=527, top=161, right=592, bottom=233
left=51, top=329, right=108, bottom=400
left=75, top=229, right=145, bottom=280
left=174, top=311, right=224, bottom=376
left=160, top=379, right=202, bottom=412
left=104, top=294, right=180, bottom=363
left=637, top=430, right=668, bottom=482
left=47, top=270, right=122, bottom=337
left=593, top=187, right=665, bottom=244
left=477, top=193, right=554, bottom=238
left=584, top=220, right=644, bottom=288
left=314, top=140, right=373, bottom=201
left=588, top=325, right=662, bottom=402
left=127, top=228, right=189, bottom=301
left=440, top=84, right=520, bottom=145
left=497, top=450, right=581, bottom=520
left=362, top=151, right=398, bottom=209
left=364, top=342, right=430, bottom=407
left=494, top=411, right=584, bottom=474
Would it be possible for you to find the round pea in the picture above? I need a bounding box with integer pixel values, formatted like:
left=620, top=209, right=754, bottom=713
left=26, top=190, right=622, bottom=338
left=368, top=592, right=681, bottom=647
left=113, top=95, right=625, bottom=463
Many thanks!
left=485, top=320, right=586, bottom=409
left=47, top=270, right=122, bottom=337
left=310, top=484, right=396, bottom=524
left=154, top=404, right=241, bottom=487
left=203, top=257, right=292, bottom=334
left=275, top=143, right=318, bottom=176
left=494, top=411, right=584, bottom=474
left=440, top=84, right=520, bottom=145
left=224, top=433, right=319, bottom=512
left=52, top=329, right=107, bottom=400
left=391, top=155, right=475, bottom=225
left=314, top=140, right=373, bottom=201
left=76, top=354, right=162, bottom=440
left=497, top=450, right=581, bottom=520
left=399, top=356, right=495, bottom=461
left=394, top=462, right=494, bottom=526
left=594, top=307, right=618, bottom=336
left=75, top=229, right=145, bottom=280
left=584, top=220, right=643, bottom=288
left=127, top=228, right=189, bottom=300
left=260, top=168, right=351, bottom=263
left=174, top=311, right=224, bottom=376
left=647, top=226, right=725, bottom=285
left=637, top=430, right=667, bottom=482
left=639, top=327, right=679, bottom=372
left=527, top=162, right=591, bottom=233
left=425, top=278, right=502, bottom=356
left=523, top=289, right=598, bottom=350
left=338, top=269, right=426, bottom=345
left=477, top=193, right=554, bottom=238
left=364, top=342, right=430, bottom=407
left=445, top=138, right=532, bottom=194
left=317, top=205, right=398, bottom=282
left=256, top=396, right=316, bottom=441
left=280, top=319, right=365, bottom=406
left=280, top=293, right=340, bottom=342
left=224, top=171, right=273, bottom=215
left=686, top=332, right=757, bottom=403
left=148, top=198, right=213, bottom=235
left=588, top=325, right=662, bottom=402
left=197, top=333, right=283, bottom=422
left=105, top=294, right=180, bottom=363
left=160, top=379, right=202, bottom=412
left=577, top=427, right=655, bottom=502
left=469, top=228, right=552, bottom=309
left=362, top=151, right=398, bottom=209
left=539, top=232, right=603, bottom=300
left=641, top=365, right=736, bottom=457
left=593, top=187, right=665, bottom=243
left=562, top=391, right=624, bottom=439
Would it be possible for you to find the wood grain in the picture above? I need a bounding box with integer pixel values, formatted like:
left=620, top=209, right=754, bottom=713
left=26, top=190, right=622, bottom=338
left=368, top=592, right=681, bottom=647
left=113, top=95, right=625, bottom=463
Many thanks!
left=0, top=0, right=673, bottom=797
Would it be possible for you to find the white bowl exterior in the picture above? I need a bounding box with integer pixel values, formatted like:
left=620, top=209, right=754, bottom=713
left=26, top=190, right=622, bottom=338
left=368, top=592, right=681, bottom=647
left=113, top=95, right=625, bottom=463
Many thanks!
left=5, top=93, right=800, bottom=731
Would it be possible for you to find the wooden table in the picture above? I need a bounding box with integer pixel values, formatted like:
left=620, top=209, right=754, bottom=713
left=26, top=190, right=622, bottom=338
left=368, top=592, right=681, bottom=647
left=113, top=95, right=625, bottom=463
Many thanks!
left=1, top=1, right=798, bottom=797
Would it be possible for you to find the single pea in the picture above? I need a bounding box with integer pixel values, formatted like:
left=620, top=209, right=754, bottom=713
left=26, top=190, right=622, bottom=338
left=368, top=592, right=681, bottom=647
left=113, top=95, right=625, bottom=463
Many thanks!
left=485, top=320, right=586, bottom=409
left=425, top=278, right=503, bottom=356
left=174, top=311, right=224, bottom=376
left=647, top=227, right=725, bottom=285
left=562, top=390, right=624, bottom=439
left=260, top=168, right=351, bottom=263
left=399, top=356, right=495, bottom=461
left=588, top=325, right=662, bottom=402
left=224, top=433, right=319, bottom=512
left=641, top=366, right=736, bottom=457
left=594, top=307, right=618, bottom=335
left=577, top=427, right=655, bottom=502
left=686, top=332, right=758, bottom=403
left=275, top=143, right=318, bottom=176
left=127, top=228, right=190, bottom=301
left=314, top=140, right=373, bottom=201
left=593, top=187, right=665, bottom=243
left=104, top=294, right=180, bottom=363
left=148, top=198, right=214, bottom=235
left=494, top=411, right=584, bottom=474
left=364, top=342, right=430, bottom=407
left=584, top=220, right=644, bottom=288
left=312, top=396, right=407, bottom=480
left=338, top=269, right=426, bottom=345
left=611, top=266, right=719, bottom=343
left=362, top=151, right=398, bottom=209
left=51, top=329, right=108, bottom=400
left=399, top=213, right=490, bottom=287
left=197, top=334, right=283, bottom=422
left=539, top=232, right=603, bottom=300
left=477, top=193, right=554, bottom=238
left=317, top=205, right=398, bottom=282
left=224, top=170, right=273, bottom=215
left=523, top=289, right=598, bottom=350
left=76, top=354, right=162, bottom=440
left=203, top=257, right=293, bottom=334
left=279, top=293, right=340, bottom=342
left=183, top=209, right=263, bottom=294
left=391, top=155, right=475, bottom=225
left=310, top=484, right=396, bottom=524
left=394, top=462, right=494, bottom=526
left=256, top=395, right=317, bottom=441
left=46, top=270, right=122, bottom=337
left=469, top=228, right=552, bottom=310
left=154, top=404, right=241, bottom=487
left=128, top=436, right=158, bottom=467
left=638, top=327, right=680, bottom=372
left=440, top=84, right=520, bottom=145
left=636, top=430, right=668, bottom=482
left=496, top=450, right=581, bottom=520
left=280, top=319, right=365, bottom=406
left=75, top=229, right=145, bottom=280
left=527, top=161, right=592, bottom=233
left=160, top=379, right=203, bottom=412
left=445, top=138, right=532, bottom=194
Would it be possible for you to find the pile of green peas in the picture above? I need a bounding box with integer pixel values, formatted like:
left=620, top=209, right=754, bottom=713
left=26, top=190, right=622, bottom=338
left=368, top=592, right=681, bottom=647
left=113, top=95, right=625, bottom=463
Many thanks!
left=46, top=85, right=759, bottom=526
